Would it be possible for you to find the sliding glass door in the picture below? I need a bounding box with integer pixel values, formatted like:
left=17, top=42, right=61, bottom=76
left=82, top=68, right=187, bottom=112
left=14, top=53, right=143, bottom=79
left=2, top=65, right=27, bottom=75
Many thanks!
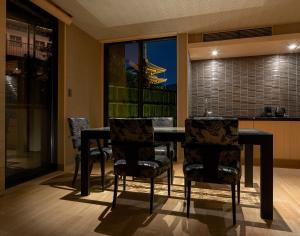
left=5, top=0, right=57, bottom=187
left=104, top=37, right=177, bottom=123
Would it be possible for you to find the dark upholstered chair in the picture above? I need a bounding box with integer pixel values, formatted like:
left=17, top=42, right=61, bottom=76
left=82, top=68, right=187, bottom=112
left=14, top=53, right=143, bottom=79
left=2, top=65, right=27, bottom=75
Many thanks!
left=183, top=118, right=241, bottom=225
left=68, top=117, right=111, bottom=190
left=110, top=118, right=171, bottom=214
left=151, top=117, right=175, bottom=181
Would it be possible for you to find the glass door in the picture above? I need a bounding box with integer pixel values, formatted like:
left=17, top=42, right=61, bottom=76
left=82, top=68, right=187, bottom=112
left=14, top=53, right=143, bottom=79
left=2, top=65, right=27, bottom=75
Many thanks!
left=5, top=0, right=57, bottom=187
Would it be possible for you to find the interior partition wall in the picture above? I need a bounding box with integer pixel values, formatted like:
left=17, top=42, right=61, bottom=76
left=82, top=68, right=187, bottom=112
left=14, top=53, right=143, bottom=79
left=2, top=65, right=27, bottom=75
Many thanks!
left=104, top=37, right=177, bottom=124
left=5, top=0, right=58, bottom=187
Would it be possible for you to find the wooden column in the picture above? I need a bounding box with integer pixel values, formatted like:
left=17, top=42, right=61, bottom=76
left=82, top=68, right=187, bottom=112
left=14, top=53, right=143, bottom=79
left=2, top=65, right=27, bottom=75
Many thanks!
left=177, top=33, right=189, bottom=161
left=57, top=21, right=67, bottom=170
left=0, top=0, right=6, bottom=194
left=99, top=42, right=104, bottom=127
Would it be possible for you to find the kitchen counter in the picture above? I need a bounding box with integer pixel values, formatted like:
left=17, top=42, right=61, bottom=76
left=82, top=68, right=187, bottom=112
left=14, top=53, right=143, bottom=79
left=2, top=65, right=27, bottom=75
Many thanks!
left=238, top=117, right=300, bottom=121
left=238, top=118, right=300, bottom=168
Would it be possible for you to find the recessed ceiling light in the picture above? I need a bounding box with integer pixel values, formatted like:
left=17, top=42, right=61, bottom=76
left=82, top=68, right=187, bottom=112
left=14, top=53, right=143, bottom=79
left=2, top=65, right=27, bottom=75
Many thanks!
left=288, top=44, right=297, bottom=50
left=211, top=50, right=218, bottom=56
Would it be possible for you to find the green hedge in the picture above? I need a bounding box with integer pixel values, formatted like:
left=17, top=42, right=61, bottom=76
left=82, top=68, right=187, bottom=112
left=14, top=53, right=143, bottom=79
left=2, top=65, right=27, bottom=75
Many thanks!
left=108, top=85, right=176, bottom=118
left=109, top=85, right=176, bottom=104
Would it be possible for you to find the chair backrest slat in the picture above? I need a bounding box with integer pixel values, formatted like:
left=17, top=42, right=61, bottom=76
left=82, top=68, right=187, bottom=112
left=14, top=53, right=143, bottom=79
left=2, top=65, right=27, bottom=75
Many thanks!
left=151, top=117, right=174, bottom=128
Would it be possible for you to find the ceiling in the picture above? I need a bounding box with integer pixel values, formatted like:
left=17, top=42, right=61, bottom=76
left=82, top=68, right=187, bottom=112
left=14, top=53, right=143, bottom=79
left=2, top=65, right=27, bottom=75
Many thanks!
left=189, top=33, right=300, bottom=60
left=51, top=0, right=300, bottom=41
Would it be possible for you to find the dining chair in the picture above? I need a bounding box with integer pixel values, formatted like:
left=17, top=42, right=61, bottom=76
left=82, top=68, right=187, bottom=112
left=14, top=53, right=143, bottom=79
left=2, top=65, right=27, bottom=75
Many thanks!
left=151, top=117, right=175, bottom=182
left=110, top=118, right=171, bottom=214
left=68, top=117, right=111, bottom=190
left=183, top=117, right=241, bottom=225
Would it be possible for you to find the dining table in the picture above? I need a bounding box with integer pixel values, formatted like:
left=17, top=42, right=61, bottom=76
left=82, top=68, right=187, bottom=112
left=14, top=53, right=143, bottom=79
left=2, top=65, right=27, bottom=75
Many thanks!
left=80, top=127, right=273, bottom=220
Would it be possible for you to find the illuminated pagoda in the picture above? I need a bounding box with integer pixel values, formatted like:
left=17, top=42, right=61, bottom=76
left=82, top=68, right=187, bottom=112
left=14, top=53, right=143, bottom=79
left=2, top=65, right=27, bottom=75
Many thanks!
left=126, top=44, right=167, bottom=86
left=144, top=43, right=167, bottom=85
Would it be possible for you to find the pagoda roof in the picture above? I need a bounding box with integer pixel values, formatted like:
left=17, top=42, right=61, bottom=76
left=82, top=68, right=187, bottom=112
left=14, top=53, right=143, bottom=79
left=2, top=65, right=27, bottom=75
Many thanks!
left=145, top=60, right=166, bottom=74
left=148, top=75, right=167, bottom=85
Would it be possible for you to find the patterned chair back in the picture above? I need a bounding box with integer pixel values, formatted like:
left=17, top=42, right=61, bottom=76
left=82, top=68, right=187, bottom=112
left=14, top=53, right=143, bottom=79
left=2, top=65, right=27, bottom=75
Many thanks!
left=184, top=118, right=240, bottom=182
left=110, top=118, right=155, bottom=174
left=151, top=117, right=174, bottom=128
left=68, top=117, right=90, bottom=150
left=185, top=118, right=238, bottom=145
left=151, top=117, right=174, bottom=147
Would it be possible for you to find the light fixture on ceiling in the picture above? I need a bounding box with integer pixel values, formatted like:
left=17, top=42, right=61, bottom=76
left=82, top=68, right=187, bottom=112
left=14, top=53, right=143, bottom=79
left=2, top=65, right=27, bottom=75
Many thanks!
left=211, top=50, right=219, bottom=56
left=288, top=43, right=298, bottom=50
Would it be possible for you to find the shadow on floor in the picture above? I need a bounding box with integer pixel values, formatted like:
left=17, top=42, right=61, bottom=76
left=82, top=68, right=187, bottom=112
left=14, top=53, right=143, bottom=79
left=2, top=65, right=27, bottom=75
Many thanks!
left=41, top=173, right=292, bottom=235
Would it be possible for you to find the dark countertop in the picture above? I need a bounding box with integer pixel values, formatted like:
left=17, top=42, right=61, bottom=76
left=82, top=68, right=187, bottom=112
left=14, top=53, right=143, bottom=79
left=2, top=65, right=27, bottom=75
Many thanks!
left=238, top=116, right=300, bottom=121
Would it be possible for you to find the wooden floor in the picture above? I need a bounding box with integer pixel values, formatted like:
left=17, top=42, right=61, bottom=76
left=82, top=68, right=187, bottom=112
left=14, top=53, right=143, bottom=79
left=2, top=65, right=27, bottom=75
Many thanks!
left=0, top=162, right=300, bottom=236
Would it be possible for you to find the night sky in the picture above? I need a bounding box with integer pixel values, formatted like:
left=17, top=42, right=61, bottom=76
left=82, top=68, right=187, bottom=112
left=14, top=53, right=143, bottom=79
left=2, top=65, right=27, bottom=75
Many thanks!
left=147, top=38, right=177, bottom=86
left=125, top=38, right=177, bottom=86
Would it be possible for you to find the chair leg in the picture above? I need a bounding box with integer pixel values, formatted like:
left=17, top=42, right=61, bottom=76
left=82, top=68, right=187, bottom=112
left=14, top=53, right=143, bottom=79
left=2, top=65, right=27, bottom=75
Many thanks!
left=184, top=178, right=187, bottom=199
left=187, top=180, right=191, bottom=218
left=88, top=160, right=94, bottom=176
left=100, top=153, right=105, bottom=191
left=170, top=151, right=174, bottom=184
left=167, top=169, right=171, bottom=196
left=112, top=174, right=118, bottom=208
left=123, top=176, right=126, bottom=191
left=150, top=177, right=154, bottom=214
left=72, top=156, right=80, bottom=186
left=231, top=183, right=236, bottom=225
left=237, top=180, right=240, bottom=204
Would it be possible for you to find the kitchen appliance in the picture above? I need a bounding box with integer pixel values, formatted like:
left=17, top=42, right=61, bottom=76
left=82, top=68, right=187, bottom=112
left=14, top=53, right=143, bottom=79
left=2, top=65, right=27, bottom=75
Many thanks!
left=263, top=106, right=273, bottom=117
left=275, top=107, right=286, bottom=117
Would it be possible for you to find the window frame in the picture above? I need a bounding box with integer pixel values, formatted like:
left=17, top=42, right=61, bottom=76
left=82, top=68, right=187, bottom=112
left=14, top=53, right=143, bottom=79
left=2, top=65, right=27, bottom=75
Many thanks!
left=104, top=36, right=177, bottom=125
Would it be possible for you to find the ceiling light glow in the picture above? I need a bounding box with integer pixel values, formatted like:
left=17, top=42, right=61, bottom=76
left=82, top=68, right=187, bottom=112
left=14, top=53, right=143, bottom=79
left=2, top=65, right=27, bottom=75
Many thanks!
left=288, top=44, right=297, bottom=50
left=211, top=50, right=218, bottom=56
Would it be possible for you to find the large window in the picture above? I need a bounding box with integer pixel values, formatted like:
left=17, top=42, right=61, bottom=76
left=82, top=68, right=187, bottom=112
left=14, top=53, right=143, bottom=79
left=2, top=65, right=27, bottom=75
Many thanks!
left=104, top=37, right=177, bottom=123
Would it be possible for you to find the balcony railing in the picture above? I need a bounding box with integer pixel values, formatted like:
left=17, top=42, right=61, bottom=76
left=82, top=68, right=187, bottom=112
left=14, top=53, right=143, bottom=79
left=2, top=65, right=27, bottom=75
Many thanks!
left=6, top=40, right=52, bottom=61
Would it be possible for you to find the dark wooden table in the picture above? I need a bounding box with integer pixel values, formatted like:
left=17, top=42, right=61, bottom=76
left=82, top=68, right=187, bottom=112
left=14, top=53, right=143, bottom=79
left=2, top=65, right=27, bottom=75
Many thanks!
left=81, top=127, right=273, bottom=220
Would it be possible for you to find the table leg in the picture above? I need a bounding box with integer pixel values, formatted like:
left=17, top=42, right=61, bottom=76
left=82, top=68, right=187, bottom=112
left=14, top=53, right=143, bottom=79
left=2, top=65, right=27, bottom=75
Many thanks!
left=81, top=133, right=90, bottom=196
left=245, top=144, right=253, bottom=187
left=167, top=143, right=173, bottom=184
left=260, top=136, right=273, bottom=220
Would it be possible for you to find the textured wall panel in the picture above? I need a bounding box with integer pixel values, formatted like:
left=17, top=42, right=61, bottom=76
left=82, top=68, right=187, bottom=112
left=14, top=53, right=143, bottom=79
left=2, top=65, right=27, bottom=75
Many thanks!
left=190, top=53, right=300, bottom=117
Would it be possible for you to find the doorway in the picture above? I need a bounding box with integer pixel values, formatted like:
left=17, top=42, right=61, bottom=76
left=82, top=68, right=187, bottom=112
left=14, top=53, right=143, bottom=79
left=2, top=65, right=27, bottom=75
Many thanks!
left=5, top=0, right=58, bottom=187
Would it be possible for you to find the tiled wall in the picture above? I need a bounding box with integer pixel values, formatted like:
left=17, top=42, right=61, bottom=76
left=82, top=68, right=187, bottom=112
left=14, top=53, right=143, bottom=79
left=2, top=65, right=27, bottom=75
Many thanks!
left=190, top=53, right=300, bottom=117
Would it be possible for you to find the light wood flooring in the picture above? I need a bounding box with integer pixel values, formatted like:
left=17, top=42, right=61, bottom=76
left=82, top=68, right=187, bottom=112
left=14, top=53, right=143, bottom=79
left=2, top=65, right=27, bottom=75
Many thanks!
left=0, top=162, right=300, bottom=236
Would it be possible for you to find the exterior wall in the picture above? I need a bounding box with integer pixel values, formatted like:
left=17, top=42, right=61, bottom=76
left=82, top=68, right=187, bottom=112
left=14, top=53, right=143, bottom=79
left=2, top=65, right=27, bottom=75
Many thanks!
left=6, top=21, right=50, bottom=61
left=0, top=0, right=6, bottom=194
left=190, top=53, right=300, bottom=117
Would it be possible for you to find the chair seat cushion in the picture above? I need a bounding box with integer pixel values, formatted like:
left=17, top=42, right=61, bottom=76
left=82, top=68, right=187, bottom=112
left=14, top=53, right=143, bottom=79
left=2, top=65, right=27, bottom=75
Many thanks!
left=154, top=155, right=171, bottom=175
left=102, top=147, right=112, bottom=156
left=88, top=147, right=112, bottom=158
left=89, top=147, right=101, bottom=156
left=114, top=159, right=159, bottom=177
left=155, top=145, right=167, bottom=156
left=184, top=163, right=240, bottom=184
left=114, top=155, right=170, bottom=178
